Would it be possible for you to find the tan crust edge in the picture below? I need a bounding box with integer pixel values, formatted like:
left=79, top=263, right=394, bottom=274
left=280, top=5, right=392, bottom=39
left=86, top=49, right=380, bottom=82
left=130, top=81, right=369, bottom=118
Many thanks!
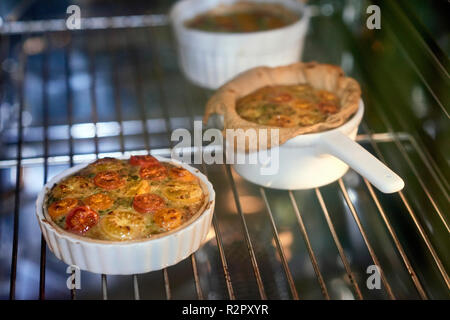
left=203, top=62, right=361, bottom=151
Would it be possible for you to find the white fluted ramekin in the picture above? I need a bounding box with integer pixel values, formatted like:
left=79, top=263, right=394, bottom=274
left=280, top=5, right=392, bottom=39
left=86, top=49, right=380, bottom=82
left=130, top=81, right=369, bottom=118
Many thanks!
left=170, top=0, right=310, bottom=89
left=35, top=157, right=215, bottom=275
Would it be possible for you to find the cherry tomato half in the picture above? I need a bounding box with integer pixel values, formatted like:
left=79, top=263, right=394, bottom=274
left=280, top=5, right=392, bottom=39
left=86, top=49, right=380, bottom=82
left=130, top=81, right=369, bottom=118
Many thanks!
left=139, top=164, right=168, bottom=181
left=154, top=208, right=184, bottom=231
left=318, top=102, right=338, bottom=114
left=129, top=155, right=159, bottom=167
left=84, top=193, right=114, bottom=211
left=48, top=198, right=79, bottom=219
left=66, top=206, right=99, bottom=234
left=94, top=171, right=125, bottom=190
left=133, top=193, right=166, bottom=213
left=168, top=167, right=196, bottom=182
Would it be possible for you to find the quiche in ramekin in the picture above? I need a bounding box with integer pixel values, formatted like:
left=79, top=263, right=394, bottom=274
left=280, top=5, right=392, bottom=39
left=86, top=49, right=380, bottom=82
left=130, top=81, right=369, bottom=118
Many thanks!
left=204, top=62, right=404, bottom=193
left=36, top=156, right=215, bottom=275
left=170, top=0, right=310, bottom=89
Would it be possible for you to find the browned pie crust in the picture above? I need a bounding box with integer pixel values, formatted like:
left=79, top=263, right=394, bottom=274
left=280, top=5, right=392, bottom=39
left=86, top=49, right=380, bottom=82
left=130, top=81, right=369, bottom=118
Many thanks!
left=204, top=62, right=361, bottom=150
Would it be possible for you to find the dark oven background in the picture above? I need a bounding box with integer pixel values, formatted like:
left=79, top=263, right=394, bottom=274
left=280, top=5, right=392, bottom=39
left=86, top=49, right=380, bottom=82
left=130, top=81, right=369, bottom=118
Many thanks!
left=0, top=0, right=448, bottom=299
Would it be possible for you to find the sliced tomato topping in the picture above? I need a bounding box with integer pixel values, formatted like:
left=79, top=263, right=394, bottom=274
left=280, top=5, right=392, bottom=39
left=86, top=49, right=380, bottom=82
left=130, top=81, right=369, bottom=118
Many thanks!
left=66, top=206, right=99, bottom=234
left=168, top=167, right=196, bottom=182
left=99, top=210, right=146, bottom=240
left=48, top=198, right=79, bottom=219
left=139, top=164, right=168, bottom=181
left=94, top=171, right=125, bottom=190
left=133, top=193, right=166, bottom=213
left=154, top=208, right=184, bottom=231
left=84, top=193, right=114, bottom=211
left=318, top=102, right=338, bottom=114
left=129, top=155, right=159, bottom=167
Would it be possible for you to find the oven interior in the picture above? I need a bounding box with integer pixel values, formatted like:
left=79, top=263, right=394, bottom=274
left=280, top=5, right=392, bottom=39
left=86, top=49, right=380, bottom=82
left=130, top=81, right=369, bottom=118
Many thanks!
left=0, top=0, right=448, bottom=299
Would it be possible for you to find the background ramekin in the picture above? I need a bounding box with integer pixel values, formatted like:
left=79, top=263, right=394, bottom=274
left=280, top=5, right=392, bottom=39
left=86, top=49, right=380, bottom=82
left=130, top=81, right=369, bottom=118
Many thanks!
left=35, top=157, right=215, bottom=275
left=170, top=0, right=310, bottom=89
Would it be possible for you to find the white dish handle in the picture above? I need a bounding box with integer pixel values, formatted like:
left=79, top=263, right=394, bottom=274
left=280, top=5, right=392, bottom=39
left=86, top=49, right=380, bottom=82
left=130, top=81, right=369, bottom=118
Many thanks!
left=318, top=131, right=404, bottom=193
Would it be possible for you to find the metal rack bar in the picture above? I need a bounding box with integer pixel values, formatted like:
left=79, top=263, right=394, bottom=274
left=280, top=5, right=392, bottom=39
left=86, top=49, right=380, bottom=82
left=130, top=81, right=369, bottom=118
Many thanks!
left=0, top=14, right=169, bottom=35
left=192, top=83, right=258, bottom=299
left=200, top=161, right=235, bottom=299
left=260, top=188, right=299, bottom=300
left=147, top=27, right=173, bottom=148
left=133, top=275, right=140, bottom=300
left=395, top=140, right=449, bottom=232
left=87, top=31, right=109, bottom=299
left=65, top=41, right=75, bottom=170
left=199, top=163, right=235, bottom=299
left=288, top=191, right=330, bottom=300
left=191, top=254, right=204, bottom=300
left=136, top=27, right=176, bottom=300
left=38, top=36, right=49, bottom=300
left=150, top=26, right=233, bottom=300
left=9, top=48, right=27, bottom=300
left=212, top=215, right=235, bottom=300
left=163, top=268, right=171, bottom=300
left=315, top=188, right=363, bottom=300
left=368, top=95, right=449, bottom=234
left=64, top=35, right=77, bottom=301
left=88, top=43, right=100, bottom=157
left=102, top=274, right=108, bottom=300
left=405, top=135, right=449, bottom=197
left=225, top=164, right=267, bottom=299
left=361, top=122, right=450, bottom=290
left=338, top=8, right=450, bottom=249
left=128, top=30, right=151, bottom=154
left=338, top=179, right=395, bottom=299
left=390, top=134, right=449, bottom=232
left=110, top=32, right=126, bottom=153
left=362, top=178, right=428, bottom=299
left=400, top=44, right=448, bottom=118
left=397, top=191, right=450, bottom=289
left=361, top=123, right=430, bottom=297
left=176, top=31, right=235, bottom=299
left=0, top=132, right=421, bottom=168
left=108, top=30, right=141, bottom=300
left=39, top=237, right=47, bottom=299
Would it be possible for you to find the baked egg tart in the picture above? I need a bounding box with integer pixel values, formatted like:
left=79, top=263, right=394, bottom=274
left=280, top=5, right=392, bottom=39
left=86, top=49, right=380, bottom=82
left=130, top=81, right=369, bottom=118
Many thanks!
left=45, top=156, right=207, bottom=241
left=204, top=62, right=361, bottom=150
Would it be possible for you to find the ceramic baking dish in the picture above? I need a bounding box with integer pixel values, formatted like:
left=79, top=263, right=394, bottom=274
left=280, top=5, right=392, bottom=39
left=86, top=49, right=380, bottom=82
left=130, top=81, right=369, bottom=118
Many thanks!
left=170, top=0, right=310, bottom=89
left=230, top=100, right=405, bottom=193
left=35, top=156, right=215, bottom=275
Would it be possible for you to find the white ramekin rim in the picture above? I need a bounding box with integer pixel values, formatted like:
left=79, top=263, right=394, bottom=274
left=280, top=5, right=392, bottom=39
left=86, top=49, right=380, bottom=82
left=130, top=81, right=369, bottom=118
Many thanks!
left=170, top=0, right=310, bottom=40
left=35, top=156, right=215, bottom=247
